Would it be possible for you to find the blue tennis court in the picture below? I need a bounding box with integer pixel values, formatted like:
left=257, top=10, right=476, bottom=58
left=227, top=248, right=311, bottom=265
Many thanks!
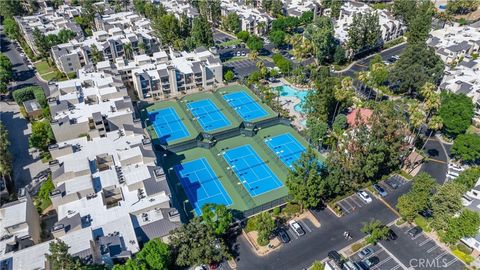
left=264, top=133, right=306, bottom=169
left=187, top=99, right=231, bottom=132
left=174, top=158, right=233, bottom=216
left=222, top=145, right=283, bottom=197
left=223, top=91, right=268, bottom=121
left=148, top=107, right=190, bottom=144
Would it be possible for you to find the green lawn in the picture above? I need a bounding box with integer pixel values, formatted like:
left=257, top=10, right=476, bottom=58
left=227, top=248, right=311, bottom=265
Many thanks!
left=34, top=61, right=55, bottom=75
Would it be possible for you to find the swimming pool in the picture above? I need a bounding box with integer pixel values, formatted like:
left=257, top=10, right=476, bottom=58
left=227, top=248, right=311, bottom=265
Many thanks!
left=277, top=85, right=312, bottom=113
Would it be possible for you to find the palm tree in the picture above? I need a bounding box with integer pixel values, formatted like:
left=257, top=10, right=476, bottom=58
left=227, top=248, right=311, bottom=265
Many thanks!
left=123, top=43, right=133, bottom=60
left=407, top=100, right=426, bottom=145
left=138, top=41, right=146, bottom=54
left=333, top=77, right=354, bottom=120
left=423, top=115, right=443, bottom=149
left=90, top=45, right=103, bottom=65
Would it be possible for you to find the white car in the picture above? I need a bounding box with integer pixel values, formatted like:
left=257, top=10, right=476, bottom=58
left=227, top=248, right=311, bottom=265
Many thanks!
left=357, top=190, right=372, bottom=203
left=288, top=220, right=305, bottom=236
left=462, top=195, right=473, bottom=206
left=448, top=163, right=464, bottom=172
left=447, top=170, right=460, bottom=177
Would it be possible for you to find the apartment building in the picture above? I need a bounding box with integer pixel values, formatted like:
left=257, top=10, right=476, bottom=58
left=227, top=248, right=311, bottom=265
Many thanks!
left=95, top=47, right=222, bottom=100
left=51, top=12, right=158, bottom=74
left=15, top=6, right=84, bottom=56
left=427, top=24, right=480, bottom=64
left=48, top=126, right=179, bottom=248
left=221, top=0, right=273, bottom=35
left=48, top=67, right=135, bottom=142
left=151, top=0, right=199, bottom=19
left=333, top=1, right=404, bottom=45
left=284, top=0, right=321, bottom=17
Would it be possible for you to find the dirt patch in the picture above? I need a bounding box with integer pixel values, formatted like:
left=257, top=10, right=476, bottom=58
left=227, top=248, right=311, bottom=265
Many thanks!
left=243, top=230, right=282, bottom=256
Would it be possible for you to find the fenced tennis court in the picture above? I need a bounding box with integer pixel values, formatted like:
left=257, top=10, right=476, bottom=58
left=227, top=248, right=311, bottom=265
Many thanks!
left=174, top=158, right=233, bottom=215
left=223, top=91, right=268, bottom=121
left=148, top=107, right=190, bottom=144
left=187, top=99, right=231, bottom=132
left=222, top=144, right=283, bottom=197
left=264, top=133, right=306, bottom=169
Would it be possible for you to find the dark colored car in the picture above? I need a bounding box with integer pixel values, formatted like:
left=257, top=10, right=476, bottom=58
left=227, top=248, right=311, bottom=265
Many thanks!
left=363, top=256, right=380, bottom=267
left=277, top=228, right=290, bottom=243
left=385, top=180, right=399, bottom=189
left=328, top=250, right=344, bottom=267
left=358, top=247, right=374, bottom=259
left=408, top=226, right=422, bottom=238
left=373, top=184, right=388, bottom=197
left=387, top=229, right=398, bottom=240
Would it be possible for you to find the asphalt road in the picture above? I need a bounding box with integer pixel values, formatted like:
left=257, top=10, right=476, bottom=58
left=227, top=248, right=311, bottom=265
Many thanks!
left=234, top=198, right=398, bottom=270
left=0, top=26, right=49, bottom=189
left=420, top=136, right=451, bottom=185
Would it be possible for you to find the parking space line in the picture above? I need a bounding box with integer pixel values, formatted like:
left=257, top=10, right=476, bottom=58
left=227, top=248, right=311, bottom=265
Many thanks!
left=372, top=256, right=392, bottom=269
left=378, top=243, right=409, bottom=270
left=411, top=234, right=422, bottom=240
left=419, top=238, right=431, bottom=246
left=300, top=220, right=312, bottom=233
left=426, top=245, right=438, bottom=253
left=434, top=251, right=447, bottom=260
left=349, top=197, right=363, bottom=207
left=390, top=265, right=401, bottom=270
left=289, top=229, right=298, bottom=240
left=341, top=198, right=356, bottom=210
left=367, top=248, right=386, bottom=259
left=444, top=257, right=458, bottom=267
left=337, top=202, right=351, bottom=214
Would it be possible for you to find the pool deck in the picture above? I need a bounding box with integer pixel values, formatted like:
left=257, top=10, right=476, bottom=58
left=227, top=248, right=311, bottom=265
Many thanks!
left=270, top=78, right=310, bottom=130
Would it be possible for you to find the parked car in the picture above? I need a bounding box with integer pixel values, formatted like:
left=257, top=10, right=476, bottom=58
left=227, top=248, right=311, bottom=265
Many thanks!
left=408, top=226, right=422, bottom=238
left=343, top=260, right=359, bottom=270
left=385, top=180, right=399, bottom=189
left=277, top=228, right=290, bottom=243
left=358, top=247, right=374, bottom=259
left=357, top=190, right=372, bottom=203
left=328, top=250, right=343, bottom=267
left=241, top=51, right=246, bottom=56
left=462, top=195, right=473, bottom=206
left=387, top=229, right=398, bottom=240
left=448, top=163, right=464, bottom=171
left=363, top=256, right=380, bottom=267
left=373, top=184, right=388, bottom=197
left=288, top=220, right=305, bottom=236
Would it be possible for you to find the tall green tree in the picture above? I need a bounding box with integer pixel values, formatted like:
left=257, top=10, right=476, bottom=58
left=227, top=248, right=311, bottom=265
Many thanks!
left=222, top=12, right=241, bottom=33
left=447, top=0, right=479, bottom=15
left=431, top=181, right=464, bottom=231
left=201, top=203, right=233, bottom=236
left=246, top=35, right=264, bottom=52
left=255, top=212, right=276, bottom=246
left=397, top=172, right=437, bottom=221
left=286, top=148, right=326, bottom=210
left=45, top=240, right=81, bottom=270
left=389, top=43, right=444, bottom=95
left=442, top=209, right=480, bottom=244
left=169, top=218, right=229, bottom=267
left=439, top=92, right=474, bottom=137
left=29, top=121, right=54, bottom=152
left=153, top=14, right=180, bottom=46
left=347, top=12, right=382, bottom=54
left=0, top=0, right=25, bottom=19
left=454, top=167, right=480, bottom=191
left=361, top=219, right=390, bottom=244
left=3, top=18, right=20, bottom=40
left=269, top=30, right=286, bottom=48
left=452, top=134, right=480, bottom=163
left=0, top=124, right=12, bottom=184
left=304, top=17, right=336, bottom=64
left=306, top=118, right=329, bottom=148
left=191, top=16, right=214, bottom=48
left=135, top=239, right=172, bottom=270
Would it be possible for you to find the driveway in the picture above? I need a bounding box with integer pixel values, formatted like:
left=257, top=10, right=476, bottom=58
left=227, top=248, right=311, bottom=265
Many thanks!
left=420, top=136, right=451, bottom=184
left=1, top=25, right=49, bottom=189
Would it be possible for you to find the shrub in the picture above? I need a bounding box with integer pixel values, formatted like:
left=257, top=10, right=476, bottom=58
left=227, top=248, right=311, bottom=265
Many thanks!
left=272, top=207, right=281, bottom=216
left=351, top=242, right=366, bottom=253
left=452, top=249, right=474, bottom=265
left=12, top=86, right=47, bottom=108
left=257, top=236, right=269, bottom=246
left=311, top=261, right=325, bottom=270
left=283, top=203, right=301, bottom=217
left=414, top=215, right=432, bottom=233
left=245, top=216, right=258, bottom=232
left=457, top=242, right=473, bottom=255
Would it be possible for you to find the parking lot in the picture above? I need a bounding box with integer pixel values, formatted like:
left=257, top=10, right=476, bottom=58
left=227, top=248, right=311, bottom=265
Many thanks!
left=380, top=174, right=412, bottom=209
left=224, top=59, right=274, bottom=78
left=349, top=244, right=403, bottom=270
left=382, top=225, right=464, bottom=270
left=335, top=190, right=375, bottom=215
left=278, top=218, right=315, bottom=242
